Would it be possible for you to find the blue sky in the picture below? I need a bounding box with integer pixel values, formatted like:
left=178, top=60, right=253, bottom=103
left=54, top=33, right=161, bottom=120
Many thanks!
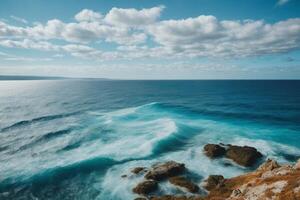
left=0, top=0, right=300, bottom=79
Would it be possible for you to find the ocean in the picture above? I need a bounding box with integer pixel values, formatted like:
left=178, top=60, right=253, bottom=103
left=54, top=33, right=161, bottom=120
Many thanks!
left=0, top=80, right=300, bottom=200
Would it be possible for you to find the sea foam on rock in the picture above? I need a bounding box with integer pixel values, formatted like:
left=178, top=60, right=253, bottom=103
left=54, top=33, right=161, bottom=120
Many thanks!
left=203, top=144, right=226, bottom=158
left=169, top=176, right=199, bottom=193
left=145, top=161, right=185, bottom=181
left=225, top=144, right=263, bottom=167
left=132, top=180, right=158, bottom=195
left=129, top=147, right=299, bottom=200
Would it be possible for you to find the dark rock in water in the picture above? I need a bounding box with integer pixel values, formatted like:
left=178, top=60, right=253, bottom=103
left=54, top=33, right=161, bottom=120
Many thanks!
left=145, top=161, right=185, bottom=181
left=169, top=176, right=199, bottom=193
left=225, top=145, right=262, bottom=167
left=121, top=174, right=127, bottom=178
left=134, top=198, right=147, bottom=200
left=132, top=167, right=147, bottom=174
left=150, top=195, right=204, bottom=200
left=203, top=143, right=263, bottom=167
left=203, top=175, right=225, bottom=191
left=133, top=180, right=158, bottom=195
left=203, top=144, right=226, bottom=158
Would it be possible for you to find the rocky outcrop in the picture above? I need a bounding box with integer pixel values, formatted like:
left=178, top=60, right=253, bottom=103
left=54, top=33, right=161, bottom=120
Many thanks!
left=132, top=167, right=147, bottom=174
left=131, top=159, right=300, bottom=200
left=206, top=159, right=300, bottom=200
left=149, top=195, right=204, bottom=200
left=294, top=159, right=300, bottom=170
left=145, top=161, right=185, bottom=180
left=203, top=144, right=263, bottom=167
left=203, top=144, right=226, bottom=158
left=202, top=175, right=225, bottom=191
left=132, top=180, right=158, bottom=195
left=225, top=145, right=263, bottom=167
left=169, top=176, right=199, bottom=193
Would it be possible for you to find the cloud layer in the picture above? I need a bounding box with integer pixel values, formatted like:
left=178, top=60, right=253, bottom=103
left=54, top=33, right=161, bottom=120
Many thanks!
left=0, top=6, right=300, bottom=61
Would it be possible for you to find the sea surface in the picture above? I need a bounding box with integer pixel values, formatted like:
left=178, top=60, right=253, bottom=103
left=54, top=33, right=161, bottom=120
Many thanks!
left=0, top=80, right=300, bottom=200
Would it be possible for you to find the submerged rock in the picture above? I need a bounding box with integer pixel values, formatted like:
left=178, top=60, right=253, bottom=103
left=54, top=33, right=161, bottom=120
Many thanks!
left=132, top=167, right=147, bottom=174
left=169, top=176, right=199, bottom=193
left=202, top=175, right=225, bottom=191
left=225, top=145, right=263, bottom=167
left=133, top=180, right=158, bottom=195
left=145, top=161, right=185, bottom=181
left=203, top=144, right=226, bottom=158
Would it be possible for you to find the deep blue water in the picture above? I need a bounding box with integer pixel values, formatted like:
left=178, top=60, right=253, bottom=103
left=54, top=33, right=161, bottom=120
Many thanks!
left=0, top=80, right=300, bottom=199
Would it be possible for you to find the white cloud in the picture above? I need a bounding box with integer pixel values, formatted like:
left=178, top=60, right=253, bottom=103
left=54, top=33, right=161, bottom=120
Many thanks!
left=0, top=20, right=27, bottom=38
left=0, top=7, right=300, bottom=61
left=105, top=6, right=164, bottom=27
left=10, top=15, right=28, bottom=24
left=147, top=17, right=300, bottom=57
left=0, top=39, right=59, bottom=51
left=75, top=9, right=102, bottom=22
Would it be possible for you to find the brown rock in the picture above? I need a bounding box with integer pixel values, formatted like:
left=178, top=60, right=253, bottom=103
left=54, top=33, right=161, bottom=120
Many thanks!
left=206, top=159, right=300, bottom=200
left=203, top=175, right=225, bottom=191
left=294, top=159, right=300, bottom=170
left=134, top=198, right=147, bottom=200
left=133, top=180, right=158, bottom=195
left=169, top=176, right=199, bottom=193
left=150, top=195, right=204, bottom=200
left=203, top=144, right=226, bottom=158
left=132, top=167, right=147, bottom=174
left=145, top=161, right=185, bottom=181
left=257, top=159, right=280, bottom=172
left=225, top=145, right=262, bottom=167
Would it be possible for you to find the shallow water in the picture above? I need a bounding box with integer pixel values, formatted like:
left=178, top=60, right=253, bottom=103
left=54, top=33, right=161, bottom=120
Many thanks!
left=0, top=80, right=300, bottom=199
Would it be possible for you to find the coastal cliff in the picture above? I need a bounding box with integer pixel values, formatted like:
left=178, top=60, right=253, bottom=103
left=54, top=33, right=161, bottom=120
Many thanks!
left=129, top=144, right=300, bottom=200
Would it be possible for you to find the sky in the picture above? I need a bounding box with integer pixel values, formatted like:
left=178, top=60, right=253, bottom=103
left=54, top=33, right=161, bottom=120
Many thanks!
left=0, top=0, right=300, bottom=79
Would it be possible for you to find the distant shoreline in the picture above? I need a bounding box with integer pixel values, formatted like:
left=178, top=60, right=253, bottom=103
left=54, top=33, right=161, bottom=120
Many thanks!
left=0, top=75, right=299, bottom=81
left=0, top=75, right=68, bottom=80
left=0, top=75, right=110, bottom=81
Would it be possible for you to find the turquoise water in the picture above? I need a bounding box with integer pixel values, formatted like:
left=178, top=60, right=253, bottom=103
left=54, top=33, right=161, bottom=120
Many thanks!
left=0, top=80, right=299, bottom=199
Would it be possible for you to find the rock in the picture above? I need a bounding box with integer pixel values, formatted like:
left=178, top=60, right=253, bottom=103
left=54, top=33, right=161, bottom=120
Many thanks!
left=203, top=175, right=225, bottom=191
left=225, top=145, right=262, bottom=167
left=294, top=159, right=300, bottom=170
left=169, top=176, right=199, bottom=193
left=145, top=161, right=185, bottom=181
left=203, top=144, right=226, bottom=158
left=150, top=195, right=204, bottom=200
left=257, top=159, right=280, bottom=171
left=134, top=198, right=147, bottom=200
left=132, top=167, right=147, bottom=174
left=206, top=159, right=300, bottom=200
left=121, top=174, right=127, bottom=178
left=132, top=180, right=158, bottom=195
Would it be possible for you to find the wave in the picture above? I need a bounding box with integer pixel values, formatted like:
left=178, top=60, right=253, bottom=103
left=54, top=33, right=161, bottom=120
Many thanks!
left=149, top=102, right=300, bottom=126
left=0, top=156, right=118, bottom=191
left=1, top=102, right=299, bottom=196
left=16, top=128, right=73, bottom=152
left=1, top=111, right=82, bottom=132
